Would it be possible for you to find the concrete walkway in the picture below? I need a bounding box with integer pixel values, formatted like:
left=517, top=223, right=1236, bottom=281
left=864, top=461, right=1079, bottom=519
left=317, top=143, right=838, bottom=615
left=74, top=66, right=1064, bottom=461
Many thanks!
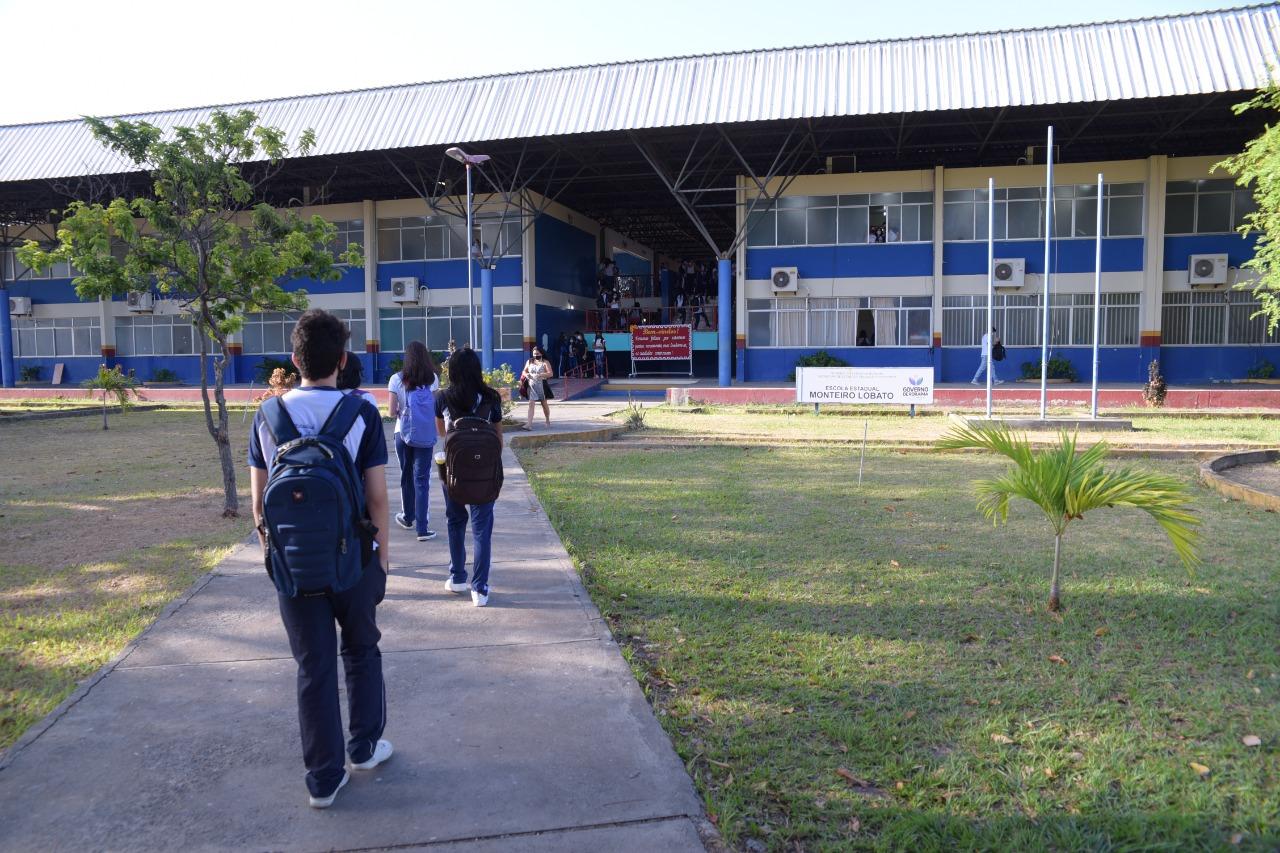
left=0, top=403, right=707, bottom=852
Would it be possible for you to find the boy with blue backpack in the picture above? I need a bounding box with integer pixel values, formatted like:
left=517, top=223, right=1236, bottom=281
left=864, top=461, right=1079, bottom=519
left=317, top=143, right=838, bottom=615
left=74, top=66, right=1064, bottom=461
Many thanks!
left=249, top=309, right=392, bottom=808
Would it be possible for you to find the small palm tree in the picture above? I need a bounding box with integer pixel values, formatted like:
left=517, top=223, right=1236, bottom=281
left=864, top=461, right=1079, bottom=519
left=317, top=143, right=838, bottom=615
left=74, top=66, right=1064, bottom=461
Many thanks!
left=936, top=424, right=1200, bottom=611
left=82, top=364, right=139, bottom=430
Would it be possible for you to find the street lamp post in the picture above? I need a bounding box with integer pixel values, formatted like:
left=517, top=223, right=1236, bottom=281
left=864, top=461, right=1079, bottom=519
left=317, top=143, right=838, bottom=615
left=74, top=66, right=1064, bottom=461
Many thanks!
left=445, top=147, right=490, bottom=362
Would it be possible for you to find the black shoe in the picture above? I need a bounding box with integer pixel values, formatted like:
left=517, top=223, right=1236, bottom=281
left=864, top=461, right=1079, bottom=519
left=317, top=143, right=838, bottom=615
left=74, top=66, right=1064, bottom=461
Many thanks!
left=394, top=513, right=413, bottom=530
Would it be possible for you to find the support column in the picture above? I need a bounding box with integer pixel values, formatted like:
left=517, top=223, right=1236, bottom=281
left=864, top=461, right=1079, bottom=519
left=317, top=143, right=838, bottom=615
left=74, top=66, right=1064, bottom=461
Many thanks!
left=481, top=265, right=494, bottom=371
left=931, top=166, right=946, bottom=381
left=718, top=257, right=732, bottom=386
left=0, top=283, right=14, bottom=387
left=1141, top=156, right=1168, bottom=379
left=98, top=296, right=115, bottom=365
left=362, top=200, right=379, bottom=378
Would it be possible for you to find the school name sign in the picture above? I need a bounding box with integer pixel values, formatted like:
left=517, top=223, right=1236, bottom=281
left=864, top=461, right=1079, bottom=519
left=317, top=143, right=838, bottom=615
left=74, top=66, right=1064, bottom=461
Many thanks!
left=795, top=367, right=935, bottom=405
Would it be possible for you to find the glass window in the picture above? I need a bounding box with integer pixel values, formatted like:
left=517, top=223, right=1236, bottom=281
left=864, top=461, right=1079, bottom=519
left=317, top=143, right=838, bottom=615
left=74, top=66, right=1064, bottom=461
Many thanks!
left=1106, top=196, right=1143, bottom=236
left=378, top=228, right=400, bottom=262
left=807, top=207, right=837, bottom=245
left=777, top=210, right=807, bottom=246
left=837, top=207, right=869, bottom=244
left=746, top=211, right=776, bottom=247
left=944, top=202, right=975, bottom=241
left=1006, top=200, right=1042, bottom=239
left=1196, top=193, right=1232, bottom=234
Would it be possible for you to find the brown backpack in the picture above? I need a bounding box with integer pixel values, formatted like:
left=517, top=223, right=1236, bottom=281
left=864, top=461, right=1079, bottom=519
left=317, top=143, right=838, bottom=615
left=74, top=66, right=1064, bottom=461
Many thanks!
left=443, top=400, right=504, bottom=505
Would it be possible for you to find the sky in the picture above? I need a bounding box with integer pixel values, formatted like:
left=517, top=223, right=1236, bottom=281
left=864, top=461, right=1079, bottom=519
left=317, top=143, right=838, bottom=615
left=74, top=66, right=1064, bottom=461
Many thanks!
left=0, top=0, right=1225, bottom=125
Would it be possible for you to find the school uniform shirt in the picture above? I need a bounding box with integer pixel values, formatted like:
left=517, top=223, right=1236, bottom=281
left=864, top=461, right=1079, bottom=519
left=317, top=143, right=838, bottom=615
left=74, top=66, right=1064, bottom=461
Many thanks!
left=249, top=386, right=388, bottom=476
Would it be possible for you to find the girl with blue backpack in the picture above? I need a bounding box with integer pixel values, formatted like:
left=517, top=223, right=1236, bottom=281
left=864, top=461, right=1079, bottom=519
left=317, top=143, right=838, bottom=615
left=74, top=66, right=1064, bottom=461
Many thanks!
left=387, top=341, right=439, bottom=541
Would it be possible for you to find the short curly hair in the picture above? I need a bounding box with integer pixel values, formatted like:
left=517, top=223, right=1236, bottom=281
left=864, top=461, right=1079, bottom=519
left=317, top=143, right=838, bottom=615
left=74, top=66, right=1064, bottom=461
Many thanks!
left=290, top=309, right=350, bottom=380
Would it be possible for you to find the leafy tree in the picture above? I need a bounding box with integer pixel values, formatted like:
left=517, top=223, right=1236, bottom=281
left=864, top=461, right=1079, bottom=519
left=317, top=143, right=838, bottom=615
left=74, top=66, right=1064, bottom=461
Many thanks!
left=936, top=424, right=1200, bottom=612
left=1218, top=84, right=1280, bottom=333
left=18, top=110, right=360, bottom=516
left=82, top=363, right=139, bottom=431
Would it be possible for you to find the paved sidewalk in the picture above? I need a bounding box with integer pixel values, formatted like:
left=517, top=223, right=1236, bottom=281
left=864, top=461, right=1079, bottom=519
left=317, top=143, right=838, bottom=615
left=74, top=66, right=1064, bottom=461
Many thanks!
left=0, top=404, right=706, bottom=852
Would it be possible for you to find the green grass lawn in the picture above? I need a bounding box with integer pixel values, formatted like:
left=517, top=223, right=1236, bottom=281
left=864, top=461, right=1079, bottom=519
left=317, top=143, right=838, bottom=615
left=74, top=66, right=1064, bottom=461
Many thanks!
left=0, top=410, right=253, bottom=750
left=632, top=405, right=1280, bottom=448
left=522, top=442, right=1280, bottom=851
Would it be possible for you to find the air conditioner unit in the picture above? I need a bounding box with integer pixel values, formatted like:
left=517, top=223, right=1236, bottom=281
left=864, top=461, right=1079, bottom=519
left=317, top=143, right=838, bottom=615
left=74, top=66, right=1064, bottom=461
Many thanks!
left=8, top=296, right=31, bottom=315
left=126, top=291, right=154, bottom=312
left=390, top=276, right=419, bottom=303
left=771, top=267, right=799, bottom=293
left=992, top=258, right=1025, bottom=289
left=1188, top=254, right=1228, bottom=287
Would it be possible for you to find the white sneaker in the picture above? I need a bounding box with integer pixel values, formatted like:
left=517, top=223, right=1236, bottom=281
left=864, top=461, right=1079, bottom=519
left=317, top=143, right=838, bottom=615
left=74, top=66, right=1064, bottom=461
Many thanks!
left=970, top=380, right=980, bottom=385
left=471, top=589, right=489, bottom=607
left=349, top=739, right=393, bottom=771
left=445, top=577, right=469, bottom=594
left=995, top=379, right=1006, bottom=385
left=394, top=513, right=413, bottom=530
left=308, top=771, right=349, bottom=808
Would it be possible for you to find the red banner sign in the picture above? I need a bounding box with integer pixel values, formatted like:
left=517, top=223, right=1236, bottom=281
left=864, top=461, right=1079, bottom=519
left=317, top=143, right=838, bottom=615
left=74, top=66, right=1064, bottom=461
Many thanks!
left=631, top=324, right=693, bottom=360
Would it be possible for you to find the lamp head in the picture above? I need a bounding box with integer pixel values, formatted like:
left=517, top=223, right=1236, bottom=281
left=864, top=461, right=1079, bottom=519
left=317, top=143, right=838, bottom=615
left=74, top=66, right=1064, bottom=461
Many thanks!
left=445, top=146, right=490, bottom=166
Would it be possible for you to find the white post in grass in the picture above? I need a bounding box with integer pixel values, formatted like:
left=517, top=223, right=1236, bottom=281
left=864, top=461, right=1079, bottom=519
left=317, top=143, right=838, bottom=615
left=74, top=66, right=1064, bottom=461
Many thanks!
left=1040, top=125, right=1054, bottom=420
left=1091, top=172, right=1104, bottom=420
left=986, top=177, right=995, bottom=419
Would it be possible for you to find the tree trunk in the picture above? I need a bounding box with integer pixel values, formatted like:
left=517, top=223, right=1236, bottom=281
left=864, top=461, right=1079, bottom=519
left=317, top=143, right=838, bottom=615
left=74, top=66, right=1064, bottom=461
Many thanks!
left=101, top=391, right=109, bottom=430
left=1048, top=533, right=1062, bottom=612
left=196, top=306, right=239, bottom=518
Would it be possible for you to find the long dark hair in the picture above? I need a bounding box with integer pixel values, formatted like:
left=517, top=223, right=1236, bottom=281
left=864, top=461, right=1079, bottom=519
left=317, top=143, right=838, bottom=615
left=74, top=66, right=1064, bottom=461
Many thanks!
left=442, top=347, right=500, bottom=415
left=337, top=351, right=363, bottom=390
left=402, top=340, right=437, bottom=391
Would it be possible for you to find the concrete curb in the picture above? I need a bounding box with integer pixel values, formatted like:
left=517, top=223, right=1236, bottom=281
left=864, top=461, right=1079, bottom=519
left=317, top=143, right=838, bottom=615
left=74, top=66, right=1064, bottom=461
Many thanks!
left=508, top=423, right=626, bottom=449
left=0, top=403, right=172, bottom=425
left=0, top=538, right=254, bottom=772
left=1199, top=448, right=1280, bottom=511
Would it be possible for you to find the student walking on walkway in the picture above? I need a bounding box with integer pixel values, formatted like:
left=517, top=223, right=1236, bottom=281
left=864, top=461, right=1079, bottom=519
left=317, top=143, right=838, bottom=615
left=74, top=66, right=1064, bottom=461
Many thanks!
left=388, top=342, right=440, bottom=540
left=248, top=309, right=393, bottom=809
left=520, top=345, right=553, bottom=431
left=971, top=326, right=1006, bottom=385
left=436, top=348, right=504, bottom=607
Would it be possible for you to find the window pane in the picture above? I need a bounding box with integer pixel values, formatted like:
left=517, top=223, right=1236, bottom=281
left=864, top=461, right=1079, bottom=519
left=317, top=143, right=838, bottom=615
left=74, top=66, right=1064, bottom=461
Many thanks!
left=906, top=310, right=930, bottom=345
left=134, top=326, right=153, bottom=355
left=74, top=327, right=93, bottom=355
left=173, top=323, right=193, bottom=355
left=1053, top=199, right=1073, bottom=238
left=1107, top=196, right=1143, bottom=236
left=777, top=210, right=807, bottom=245
left=152, top=323, right=172, bottom=355
left=1234, top=190, right=1258, bottom=229
left=919, top=206, right=933, bottom=242
left=837, top=207, right=869, bottom=244
left=1196, top=193, right=1232, bottom=233
left=380, top=317, right=403, bottom=352
left=1074, top=198, right=1098, bottom=237
left=1006, top=200, right=1042, bottom=239
left=747, top=309, right=772, bottom=346
left=242, top=322, right=262, bottom=354
left=400, top=226, right=427, bottom=260
left=54, top=326, right=73, bottom=355
left=403, top=316, right=426, bottom=347
left=378, top=229, right=400, bottom=261
left=746, top=211, right=776, bottom=246
left=1165, top=194, right=1195, bottom=234
left=806, top=207, right=837, bottom=245
left=447, top=227, right=467, bottom=259
left=869, top=193, right=899, bottom=206
left=943, top=203, right=975, bottom=241
left=776, top=196, right=808, bottom=209
left=886, top=207, right=902, bottom=241
left=1192, top=301, right=1225, bottom=344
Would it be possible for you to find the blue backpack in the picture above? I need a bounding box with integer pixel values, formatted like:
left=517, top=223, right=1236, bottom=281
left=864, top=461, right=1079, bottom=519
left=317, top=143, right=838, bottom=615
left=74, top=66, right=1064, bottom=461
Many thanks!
left=400, top=380, right=438, bottom=448
left=260, top=394, right=373, bottom=597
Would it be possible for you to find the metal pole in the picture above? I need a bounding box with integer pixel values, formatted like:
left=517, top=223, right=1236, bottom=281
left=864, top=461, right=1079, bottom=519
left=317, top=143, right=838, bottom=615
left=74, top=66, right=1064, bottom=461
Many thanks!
left=1039, top=125, right=1054, bottom=420
left=1091, top=172, right=1104, bottom=419
left=480, top=264, right=494, bottom=372
left=465, top=163, right=475, bottom=348
left=986, top=177, right=995, bottom=419
left=717, top=256, right=732, bottom=386
left=0, top=283, right=14, bottom=388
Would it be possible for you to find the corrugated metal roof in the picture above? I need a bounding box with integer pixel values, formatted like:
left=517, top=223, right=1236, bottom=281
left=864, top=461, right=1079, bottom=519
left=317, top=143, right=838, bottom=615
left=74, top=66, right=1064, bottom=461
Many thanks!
left=1, top=4, right=1277, bottom=184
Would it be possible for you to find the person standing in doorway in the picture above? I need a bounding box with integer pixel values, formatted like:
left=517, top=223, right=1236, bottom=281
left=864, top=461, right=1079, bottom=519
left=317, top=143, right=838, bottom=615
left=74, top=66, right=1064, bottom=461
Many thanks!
left=388, top=341, right=440, bottom=540
left=971, top=327, right=1005, bottom=385
left=520, top=345, right=554, bottom=430
left=691, top=290, right=710, bottom=330
left=249, top=309, right=392, bottom=808
left=435, top=348, right=504, bottom=607
left=592, top=332, right=608, bottom=378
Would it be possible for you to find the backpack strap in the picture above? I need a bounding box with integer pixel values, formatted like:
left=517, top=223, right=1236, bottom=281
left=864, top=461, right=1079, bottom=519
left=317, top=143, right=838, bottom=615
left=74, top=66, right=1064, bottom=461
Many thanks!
left=318, top=392, right=365, bottom=443
left=261, top=396, right=301, bottom=446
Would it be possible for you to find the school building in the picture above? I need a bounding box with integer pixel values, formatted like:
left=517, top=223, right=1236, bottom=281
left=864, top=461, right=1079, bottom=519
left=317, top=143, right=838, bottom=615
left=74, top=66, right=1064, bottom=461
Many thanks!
left=1, top=5, right=1278, bottom=388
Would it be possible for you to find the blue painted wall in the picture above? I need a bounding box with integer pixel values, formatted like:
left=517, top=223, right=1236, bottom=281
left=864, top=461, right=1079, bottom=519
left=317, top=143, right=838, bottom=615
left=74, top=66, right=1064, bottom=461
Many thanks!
left=942, top=238, right=1144, bottom=276
left=1160, top=345, right=1280, bottom=383
left=282, top=265, right=365, bottom=294
left=613, top=251, right=651, bottom=276
left=10, top=356, right=104, bottom=384
left=745, top=346, right=934, bottom=381
left=535, top=214, right=597, bottom=299
left=1163, top=233, right=1259, bottom=270
left=745, top=244, right=932, bottom=280
left=377, top=258, right=521, bottom=291
left=6, top=278, right=83, bottom=304
left=940, top=346, right=1149, bottom=383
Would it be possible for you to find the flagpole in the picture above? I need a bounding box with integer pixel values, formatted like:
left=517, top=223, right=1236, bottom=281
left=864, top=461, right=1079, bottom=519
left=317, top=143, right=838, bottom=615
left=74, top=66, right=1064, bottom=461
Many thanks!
left=1039, top=125, right=1054, bottom=420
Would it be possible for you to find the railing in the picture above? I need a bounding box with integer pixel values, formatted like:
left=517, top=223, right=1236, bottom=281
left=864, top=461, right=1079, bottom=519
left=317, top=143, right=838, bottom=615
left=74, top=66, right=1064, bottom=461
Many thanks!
left=583, top=304, right=720, bottom=332
left=558, top=358, right=605, bottom=400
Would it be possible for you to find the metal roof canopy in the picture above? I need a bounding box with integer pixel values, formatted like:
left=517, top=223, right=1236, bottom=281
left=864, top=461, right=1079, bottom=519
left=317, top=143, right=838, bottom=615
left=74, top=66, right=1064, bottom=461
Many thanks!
left=0, top=4, right=1275, bottom=257
left=2, top=94, right=1264, bottom=258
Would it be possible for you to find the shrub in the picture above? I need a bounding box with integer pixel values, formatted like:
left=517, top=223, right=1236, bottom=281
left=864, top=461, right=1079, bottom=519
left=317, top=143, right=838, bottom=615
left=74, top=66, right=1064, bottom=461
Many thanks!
left=1247, top=359, right=1276, bottom=380
left=787, top=350, right=849, bottom=381
left=624, top=394, right=646, bottom=430
left=82, top=364, right=140, bottom=430
left=255, top=356, right=297, bottom=384
left=386, top=357, right=404, bottom=375
left=150, top=368, right=180, bottom=383
left=1143, top=359, right=1168, bottom=407
left=18, top=365, right=41, bottom=382
left=1020, top=355, right=1078, bottom=382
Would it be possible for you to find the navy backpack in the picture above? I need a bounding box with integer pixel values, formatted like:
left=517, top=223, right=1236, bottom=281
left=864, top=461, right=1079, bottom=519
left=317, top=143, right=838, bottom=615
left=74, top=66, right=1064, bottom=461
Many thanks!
left=260, top=394, right=374, bottom=597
